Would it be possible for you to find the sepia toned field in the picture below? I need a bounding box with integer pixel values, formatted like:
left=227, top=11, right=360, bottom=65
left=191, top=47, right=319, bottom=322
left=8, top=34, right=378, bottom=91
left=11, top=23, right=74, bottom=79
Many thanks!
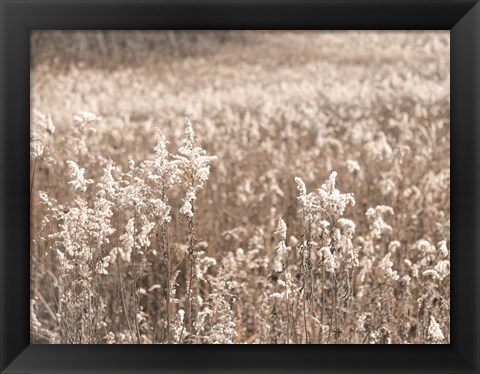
left=30, top=31, right=450, bottom=344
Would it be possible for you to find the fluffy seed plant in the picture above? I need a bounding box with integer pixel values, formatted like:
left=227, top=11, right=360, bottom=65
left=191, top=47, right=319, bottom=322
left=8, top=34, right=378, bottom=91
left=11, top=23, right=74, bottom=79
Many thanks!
left=39, top=159, right=116, bottom=343
left=30, top=110, right=56, bottom=341
left=294, top=172, right=357, bottom=344
left=173, top=118, right=217, bottom=343
left=137, top=131, right=178, bottom=343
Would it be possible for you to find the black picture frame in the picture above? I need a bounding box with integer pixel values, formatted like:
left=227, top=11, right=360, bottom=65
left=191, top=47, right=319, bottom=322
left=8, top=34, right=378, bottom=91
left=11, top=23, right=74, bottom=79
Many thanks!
left=1, top=0, right=479, bottom=373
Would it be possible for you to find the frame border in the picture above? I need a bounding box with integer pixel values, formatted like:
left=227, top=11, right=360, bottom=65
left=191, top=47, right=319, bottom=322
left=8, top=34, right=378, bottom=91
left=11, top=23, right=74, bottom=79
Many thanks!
left=1, top=1, right=479, bottom=373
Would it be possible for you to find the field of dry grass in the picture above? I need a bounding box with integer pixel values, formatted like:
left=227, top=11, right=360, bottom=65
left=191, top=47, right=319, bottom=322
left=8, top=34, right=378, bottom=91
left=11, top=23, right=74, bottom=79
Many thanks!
left=30, top=31, right=450, bottom=344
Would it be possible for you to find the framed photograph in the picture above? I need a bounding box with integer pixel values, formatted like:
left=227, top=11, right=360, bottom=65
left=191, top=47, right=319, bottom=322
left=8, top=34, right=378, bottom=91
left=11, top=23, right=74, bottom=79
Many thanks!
left=1, top=0, right=479, bottom=373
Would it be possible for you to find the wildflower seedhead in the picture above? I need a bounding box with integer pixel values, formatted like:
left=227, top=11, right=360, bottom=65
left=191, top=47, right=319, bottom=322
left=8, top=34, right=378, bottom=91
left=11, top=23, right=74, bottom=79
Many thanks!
left=31, top=110, right=55, bottom=162
left=66, top=160, right=93, bottom=192
left=275, top=218, right=287, bottom=241
left=175, top=118, right=217, bottom=217
left=428, top=316, right=445, bottom=342
left=295, top=172, right=355, bottom=223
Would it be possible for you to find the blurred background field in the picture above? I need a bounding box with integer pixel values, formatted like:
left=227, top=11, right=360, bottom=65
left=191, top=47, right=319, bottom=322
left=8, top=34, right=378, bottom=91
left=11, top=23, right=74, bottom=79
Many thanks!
left=30, top=31, right=450, bottom=344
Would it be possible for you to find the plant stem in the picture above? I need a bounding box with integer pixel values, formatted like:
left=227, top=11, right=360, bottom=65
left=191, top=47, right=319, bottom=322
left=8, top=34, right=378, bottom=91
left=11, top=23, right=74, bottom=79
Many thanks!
left=131, top=203, right=141, bottom=343
left=179, top=206, right=195, bottom=343
left=30, top=158, right=37, bottom=205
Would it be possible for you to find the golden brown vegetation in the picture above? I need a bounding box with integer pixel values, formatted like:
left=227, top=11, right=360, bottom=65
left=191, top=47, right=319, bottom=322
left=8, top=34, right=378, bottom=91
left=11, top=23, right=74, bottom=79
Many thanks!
left=30, top=31, right=450, bottom=344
